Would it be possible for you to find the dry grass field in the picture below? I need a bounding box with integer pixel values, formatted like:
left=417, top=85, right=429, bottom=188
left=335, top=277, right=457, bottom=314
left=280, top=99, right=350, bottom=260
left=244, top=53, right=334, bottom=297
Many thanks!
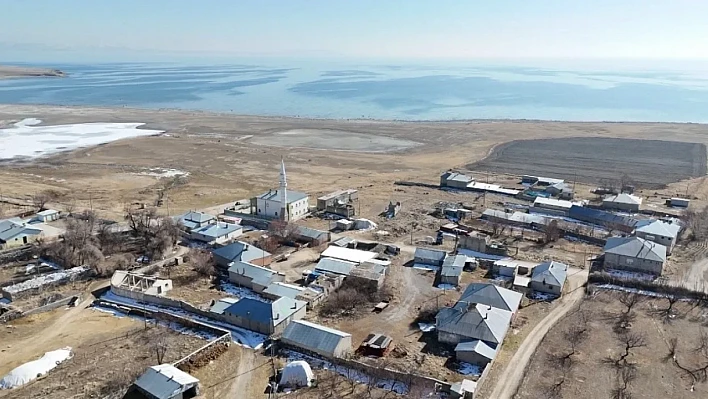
left=516, top=288, right=708, bottom=399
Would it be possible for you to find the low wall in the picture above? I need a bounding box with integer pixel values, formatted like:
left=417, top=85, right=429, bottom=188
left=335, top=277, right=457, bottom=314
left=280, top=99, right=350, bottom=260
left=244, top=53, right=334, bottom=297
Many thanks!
left=0, top=246, right=33, bottom=264
left=174, top=333, right=231, bottom=372
left=23, top=294, right=81, bottom=316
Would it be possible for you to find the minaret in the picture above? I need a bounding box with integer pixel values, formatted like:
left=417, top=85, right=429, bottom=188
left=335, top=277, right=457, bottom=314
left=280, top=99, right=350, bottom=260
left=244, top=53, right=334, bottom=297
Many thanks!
left=279, top=158, right=288, bottom=221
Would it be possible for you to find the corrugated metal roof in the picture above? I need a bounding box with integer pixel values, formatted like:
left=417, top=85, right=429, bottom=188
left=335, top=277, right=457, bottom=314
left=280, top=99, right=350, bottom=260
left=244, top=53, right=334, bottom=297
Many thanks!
left=441, top=255, right=465, bottom=277
left=295, top=226, right=328, bottom=240
left=282, top=320, right=351, bottom=357
left=0, top=219, right=42, bottom=242
left=531, top=261, right=568, bottom=287
left=224, top=296, right=306, bottom=326
left=455, top=340, right=498, bottom=360
left=209, top=297, right=239, bottom=315
left=321, top=246, right=377, bottom=264
left=604, top=193, right=642, bottom=205
left=513, top=275, right=531, bottom=287
left=257, top=189, right=308, bottom=203
left=178, top=211, right=214, bottom=224
left=192, top=222, right=241, bottom=239
left=604, top=236, right=666, bottom=262
left=634, top=219, right=681, bottom=239
left=318, top=189, right=357, bottom=201
left=533, top=197, right=579, bottom=210
left=134, top=364, right=199, bottom=399
left=263, top=282, right=305, bottom=299
left=214, top=241, right=271, bottom=263
left=569, top=205, right=638, bottom=228
left=314, top=257, right=356, bottom=276
left=36, top=209, right=59, bottom=216
left=458, top=283, right=522, bottom=313
left=436, top=303, right=512, bottom=344
left=331, top=237, right=355, bottom=247
left=228, top=261, right=278, bottom=282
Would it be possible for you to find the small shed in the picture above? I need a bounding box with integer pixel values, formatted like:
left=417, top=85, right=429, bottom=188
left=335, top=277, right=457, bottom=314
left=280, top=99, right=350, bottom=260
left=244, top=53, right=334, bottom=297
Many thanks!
left=455, top=340, right=498, bottom=367
left=336, top=219, right=354, bottom=231
left=34, top=209, right=60, bottom=223
left=358, top=333, right=393, bottom=357
left=440, top=255, right=465, bottom=286
left=293, top=226, right=331, bottom=246
left=414, top=248, right=447, bottom=267
left=668, top=197, right=690, bottom=208
left=130, top=364, right=200, bottom=399
left=449, top=379, right=477, bottom=399
left=281, top=320, right=353, bottom=358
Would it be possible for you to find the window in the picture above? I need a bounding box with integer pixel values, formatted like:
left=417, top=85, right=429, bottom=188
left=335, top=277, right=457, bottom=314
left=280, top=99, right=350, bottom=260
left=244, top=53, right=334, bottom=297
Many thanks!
left=157, top=286, right=162, bottom=294
left=275, top=212, right=278, bottom=216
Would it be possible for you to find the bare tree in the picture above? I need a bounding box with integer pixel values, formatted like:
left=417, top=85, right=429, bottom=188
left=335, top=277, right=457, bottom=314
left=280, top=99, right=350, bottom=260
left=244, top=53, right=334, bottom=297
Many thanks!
left=268, top=220, right=297, bottom=243
left=124, top=207, right=181, bottom=258
left=192, top=249, right=216, bottom=277
left=544, top=220, right=561, bottom=243
left=611, top=365, right=637, bottom=399
left=151, top=333, right=169, bottom=364
left=32, top=190, right=57, bottom=211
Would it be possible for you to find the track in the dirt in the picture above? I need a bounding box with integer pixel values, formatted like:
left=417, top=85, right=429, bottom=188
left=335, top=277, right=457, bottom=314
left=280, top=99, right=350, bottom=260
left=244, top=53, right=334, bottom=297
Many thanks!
left=470, top=137, right=707, bottom=189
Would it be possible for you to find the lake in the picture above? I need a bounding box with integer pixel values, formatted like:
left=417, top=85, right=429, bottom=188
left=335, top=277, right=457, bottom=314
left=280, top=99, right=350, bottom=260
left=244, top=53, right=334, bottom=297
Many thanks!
left=2, top=61, right=708, bottom=122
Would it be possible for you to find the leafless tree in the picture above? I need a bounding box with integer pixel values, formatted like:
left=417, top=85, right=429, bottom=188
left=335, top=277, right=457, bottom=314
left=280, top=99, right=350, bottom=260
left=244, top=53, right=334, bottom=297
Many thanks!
left=64, top=199, right=76, bottom=216
left=41, top=210, right=104, bottom=269
left=615, top=292, right=645, bottom=331
left=97, top=222, right=126, bottom=255
left=32, top=190, right=57, bottom=211
left=649, top=296, right=681, bottom=323
left=606, top=332, right=646, bottom=369
left=151, top=333, right=169, bottom=364
left=124, top=206, right=181, bottom=258
left=544, top=219, right=561, bottom=243
left=682, top=207, right=708, bottom=241
left=192, top=249, right=216, bottom=277
left=611, top=365, right=637, bottom=399
left=666, top=329, right=708, bottom=390
left=268, top=220, right=298, bottom=243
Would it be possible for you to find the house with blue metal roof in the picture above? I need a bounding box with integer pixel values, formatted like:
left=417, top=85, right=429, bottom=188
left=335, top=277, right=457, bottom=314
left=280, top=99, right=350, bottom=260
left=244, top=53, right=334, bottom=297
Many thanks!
left=221, top=296, right=307, bottom=335
left=212, top=241, right=272, bottom=267
left=190, top=222, right=242, bottom=245
left=175, top=211, right=215, bottom=232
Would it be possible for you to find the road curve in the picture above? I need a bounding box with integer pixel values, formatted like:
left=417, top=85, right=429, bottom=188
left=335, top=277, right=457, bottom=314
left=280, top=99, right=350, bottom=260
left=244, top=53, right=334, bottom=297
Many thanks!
left=487, top=288, right=584, bottom=399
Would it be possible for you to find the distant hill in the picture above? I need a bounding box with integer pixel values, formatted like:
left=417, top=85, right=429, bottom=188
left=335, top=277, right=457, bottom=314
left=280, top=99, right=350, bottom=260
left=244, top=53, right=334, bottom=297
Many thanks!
left=0, top=65, right=65, bottom=79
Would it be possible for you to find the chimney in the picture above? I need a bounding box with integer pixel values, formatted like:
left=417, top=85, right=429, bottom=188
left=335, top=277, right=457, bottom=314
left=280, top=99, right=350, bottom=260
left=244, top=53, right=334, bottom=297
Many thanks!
left=274, top=313, right=280, bottom=320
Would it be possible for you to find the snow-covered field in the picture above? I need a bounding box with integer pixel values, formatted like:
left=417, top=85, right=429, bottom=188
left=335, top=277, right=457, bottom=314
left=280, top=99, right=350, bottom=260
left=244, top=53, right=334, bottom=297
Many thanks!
left=0, top=347, right=73, bottom=389
left=604, top=269, right=657, bottom=282
left=0, top=118, right=164, bottom=159
left=3, top=266, right=88, bottom=295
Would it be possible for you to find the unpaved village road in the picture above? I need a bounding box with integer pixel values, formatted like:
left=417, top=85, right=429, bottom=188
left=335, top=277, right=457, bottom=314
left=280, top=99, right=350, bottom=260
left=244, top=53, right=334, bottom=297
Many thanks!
left=488, top=288, right=584, bottom=399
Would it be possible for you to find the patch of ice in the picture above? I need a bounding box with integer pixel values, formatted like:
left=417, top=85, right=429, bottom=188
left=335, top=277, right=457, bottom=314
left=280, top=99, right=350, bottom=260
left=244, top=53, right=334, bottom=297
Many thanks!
left=3, top=266, right=88, bottom=294
left=220, top=283, right=271, bottom=303
left=418, top=323, right=436, bottom=332
left=457, top=362, right=483, bottom=376
left=605, top=269, right=657, bottom=282
left=0, top=119, right=164, bottom=160
left=0, top=347, right=73, bottom=389
left=435, top=283, right=457, bottom=290
left=137, top=168, right=190, bottom=179
left=99, top=291, right=266, bottom=348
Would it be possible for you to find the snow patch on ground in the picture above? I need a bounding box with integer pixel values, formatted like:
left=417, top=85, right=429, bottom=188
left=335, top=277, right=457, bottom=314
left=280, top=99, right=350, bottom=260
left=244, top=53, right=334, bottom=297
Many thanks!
left=91, top=304, right=218, bottom=340
left=137, top=168, right=190, bottom=179
left=99, top=291, right=266, bottom=348
left=220, top=283, right=271, bottom=302
left=0, top=119, right=164, bottom=160
left=0, top=347, right=73, bottom=389
left=457, top=362, right=483, bottom=376
left=418, top=323, right=436, bottom=332
left=605, top=269, right=657, bottom=282
left=596, top=284, right=673, bottom=299
left=3, top=266, right=88, bottom=294
left=283, top=350, right=410, bottom=394
left=435, top=283, right=458, bottom=291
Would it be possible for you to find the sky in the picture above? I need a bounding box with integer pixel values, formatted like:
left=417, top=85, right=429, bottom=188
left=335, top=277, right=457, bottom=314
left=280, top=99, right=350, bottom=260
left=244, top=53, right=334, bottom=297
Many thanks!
left=2, top=0, right=708, bottom=63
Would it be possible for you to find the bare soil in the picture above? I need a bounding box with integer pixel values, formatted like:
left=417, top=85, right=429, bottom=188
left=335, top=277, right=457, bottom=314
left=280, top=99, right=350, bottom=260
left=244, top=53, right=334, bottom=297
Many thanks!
left=516, top=289, right=708, bottom=399
left=471, top=137, right=707, bottom=189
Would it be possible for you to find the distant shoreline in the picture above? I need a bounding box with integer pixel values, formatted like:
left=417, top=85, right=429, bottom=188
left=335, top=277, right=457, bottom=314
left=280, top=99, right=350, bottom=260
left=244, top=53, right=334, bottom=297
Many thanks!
left=0, top=65, right=65, bottom=80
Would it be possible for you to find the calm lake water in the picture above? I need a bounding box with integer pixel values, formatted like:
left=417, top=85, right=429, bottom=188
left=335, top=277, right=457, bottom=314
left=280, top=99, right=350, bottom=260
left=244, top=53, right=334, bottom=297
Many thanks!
left=2, top=61, right=708, bottom=122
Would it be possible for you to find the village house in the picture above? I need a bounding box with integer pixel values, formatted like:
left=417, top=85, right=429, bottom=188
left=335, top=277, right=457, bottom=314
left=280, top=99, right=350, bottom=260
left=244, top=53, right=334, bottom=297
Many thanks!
left=281, top=319, right=353, bottom=359
left=436, top=302, right=513, bottom=345
left=603, top=236, right=667, bottom=275
left=568, top=205, right=638, bottom=233
left=314, top=257, right=357, bottom=276
left=440, top=254, right=465, bottom=286
left=190, top=222, right=242, bottom=245
left=602, top=193, right=643, bottom=212
left=175, top=211, right=215, bottom=232
left=440, top=171, right=474, bottom=189
left=293, top=226, right=331, bottom=247
left=633, top=219, right=681, bottom=255
left=414, top=247, right=448, bottom=267
left=457, top=283, right=522, bottom=314
left=348, top=262, right=387, bottom=290
left=220, top=296, right=306, bottom=335
left=531, top=197, right=581, bottom=217
left=544, top=182, right=574, bottom=200
left=0, top=218, right=43, bottom=249
left=228, top=261, right=285, bottom=293
left=320, top=246, right=378, bottom=264
left=529, top=261, right=568, bottom=296
left=212, top=241, right=272, bottom=267
left=126, top=364, right=200, bottom=399
left=316, top=189, right=358, bottom=217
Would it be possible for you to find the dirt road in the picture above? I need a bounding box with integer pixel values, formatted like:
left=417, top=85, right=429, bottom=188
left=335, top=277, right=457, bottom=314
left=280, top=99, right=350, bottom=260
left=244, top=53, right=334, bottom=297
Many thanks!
left=228, top=349, right=256, bottom=398
left=487, top=288, right=584, bottom=399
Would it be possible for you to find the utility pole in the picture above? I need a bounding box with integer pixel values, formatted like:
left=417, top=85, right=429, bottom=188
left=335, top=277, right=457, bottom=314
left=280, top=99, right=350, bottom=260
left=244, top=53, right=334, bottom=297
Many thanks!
left=89, top=191, right=93, bottom=211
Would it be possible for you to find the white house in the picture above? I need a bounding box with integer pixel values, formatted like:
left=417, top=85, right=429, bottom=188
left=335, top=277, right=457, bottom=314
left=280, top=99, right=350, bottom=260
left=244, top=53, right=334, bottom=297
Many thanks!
left=190, top=222, right=242, bottom=245
left=602, top=193, right=642, bottom=212
left=633, top=219, right=681, bottom=255
left=253, top=160, right=309, bottom=221
left=34, top=209, right=60, bottom=223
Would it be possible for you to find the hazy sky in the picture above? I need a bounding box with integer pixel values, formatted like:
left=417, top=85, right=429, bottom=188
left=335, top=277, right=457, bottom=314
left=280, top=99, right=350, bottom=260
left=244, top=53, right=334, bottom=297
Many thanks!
left=2, top=0, right=707, bottom=62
